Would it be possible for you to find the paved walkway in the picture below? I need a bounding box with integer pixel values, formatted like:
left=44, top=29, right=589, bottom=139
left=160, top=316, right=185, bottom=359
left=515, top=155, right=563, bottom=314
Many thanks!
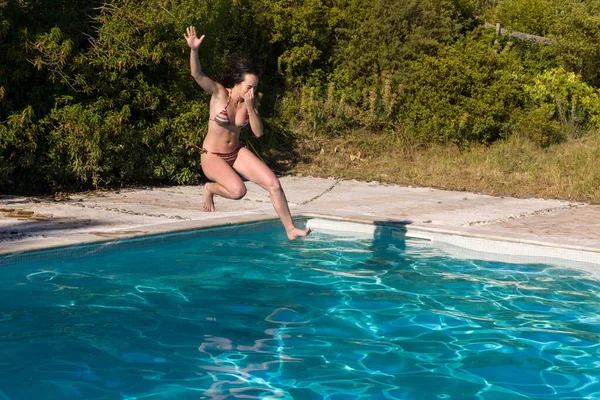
left=1, top=176, right=599, bottom=268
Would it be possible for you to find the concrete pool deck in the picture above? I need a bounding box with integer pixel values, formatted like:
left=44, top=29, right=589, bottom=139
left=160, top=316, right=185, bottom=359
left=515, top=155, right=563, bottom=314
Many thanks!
left=1, top=176, right=599, bottom=267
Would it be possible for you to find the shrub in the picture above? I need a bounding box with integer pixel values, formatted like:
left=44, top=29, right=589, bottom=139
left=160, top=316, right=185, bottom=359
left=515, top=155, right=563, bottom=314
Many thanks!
left=513, top=105, right=563, bottom=147
left=525, top=67, right=600, bottom=138
left=400, top=30, right=527, bottom=146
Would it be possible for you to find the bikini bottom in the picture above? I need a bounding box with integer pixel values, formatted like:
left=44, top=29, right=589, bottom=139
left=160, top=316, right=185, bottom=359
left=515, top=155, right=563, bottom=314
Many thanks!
left=200, top=143, right=244, bottom=167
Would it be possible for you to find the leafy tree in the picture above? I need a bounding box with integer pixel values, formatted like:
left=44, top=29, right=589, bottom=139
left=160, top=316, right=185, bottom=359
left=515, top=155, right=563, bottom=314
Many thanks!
left=400, top=30, right=526, bottom=145
left=256, top=0, right=333, bottom=86
left=0, top=0, right=101, bottom=191
left=488, top=0, right=557, bottom=36
left=3, top=0, right=600, bottom=192
left=1, top=0, right=272, bottom=191
left=551, top=1, right=600, bottom=87
left=330, top=0, right=472, bottom=102
left=519, top=67, right=600, bottom=146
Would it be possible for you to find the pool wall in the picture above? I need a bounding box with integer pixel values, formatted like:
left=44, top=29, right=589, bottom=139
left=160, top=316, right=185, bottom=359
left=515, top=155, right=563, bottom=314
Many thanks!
left=304, top=216, right=600, bottom=276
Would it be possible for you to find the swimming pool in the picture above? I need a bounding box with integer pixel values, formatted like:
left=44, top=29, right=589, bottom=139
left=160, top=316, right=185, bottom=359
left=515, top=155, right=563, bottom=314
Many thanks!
left=1, top=219, right=599, bottom=399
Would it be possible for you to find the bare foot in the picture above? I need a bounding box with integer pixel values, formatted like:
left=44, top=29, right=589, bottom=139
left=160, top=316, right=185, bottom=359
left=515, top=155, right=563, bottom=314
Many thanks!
left=287, top=227, right=311, bottom=240
left=203, top=183, right=215, bottom=212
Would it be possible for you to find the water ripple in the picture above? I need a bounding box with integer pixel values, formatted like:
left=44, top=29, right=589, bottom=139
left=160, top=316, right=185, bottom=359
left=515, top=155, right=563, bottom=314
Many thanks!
left=1, top=227, right=599, bottom=399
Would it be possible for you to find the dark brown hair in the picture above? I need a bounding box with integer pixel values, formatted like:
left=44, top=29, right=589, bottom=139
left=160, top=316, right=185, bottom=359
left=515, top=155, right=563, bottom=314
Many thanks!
left=222, top=52, right=262, bottom=88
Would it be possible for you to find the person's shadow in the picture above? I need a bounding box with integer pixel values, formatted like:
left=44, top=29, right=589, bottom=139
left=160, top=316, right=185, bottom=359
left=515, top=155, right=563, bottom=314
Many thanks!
left=359, top=220, right=411, bottom=268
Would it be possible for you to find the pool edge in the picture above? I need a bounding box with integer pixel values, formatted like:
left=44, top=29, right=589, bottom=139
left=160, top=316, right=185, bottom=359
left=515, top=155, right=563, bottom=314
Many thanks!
left=303, top=214, right=600, bottom=272
left=2, top=212, right=599, bottom=271
left=0, top=212, right=281, bottom=257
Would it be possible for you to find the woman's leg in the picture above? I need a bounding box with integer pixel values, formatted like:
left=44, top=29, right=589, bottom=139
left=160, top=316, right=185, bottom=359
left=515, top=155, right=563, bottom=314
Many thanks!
left=201, top=152, right=247, bottom=212
left=232, top=148, right=310, bottom=240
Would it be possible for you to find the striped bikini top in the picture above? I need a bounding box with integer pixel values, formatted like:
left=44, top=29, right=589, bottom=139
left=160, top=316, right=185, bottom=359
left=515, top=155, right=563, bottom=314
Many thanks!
left=213, top=91, right=249, bottom=127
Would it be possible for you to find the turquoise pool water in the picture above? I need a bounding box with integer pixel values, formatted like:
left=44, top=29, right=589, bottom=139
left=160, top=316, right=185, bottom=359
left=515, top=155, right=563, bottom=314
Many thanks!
left=0, top=221, right=599, bottom=399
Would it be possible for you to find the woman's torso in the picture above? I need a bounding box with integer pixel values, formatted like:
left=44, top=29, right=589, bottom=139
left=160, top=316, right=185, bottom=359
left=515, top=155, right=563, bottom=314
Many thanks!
left=203, top=88, right=249, bottom=153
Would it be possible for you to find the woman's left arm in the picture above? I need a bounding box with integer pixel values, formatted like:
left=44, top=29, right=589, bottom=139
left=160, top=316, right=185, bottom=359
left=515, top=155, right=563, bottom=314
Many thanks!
left=245, top=90, right=263, bottom=138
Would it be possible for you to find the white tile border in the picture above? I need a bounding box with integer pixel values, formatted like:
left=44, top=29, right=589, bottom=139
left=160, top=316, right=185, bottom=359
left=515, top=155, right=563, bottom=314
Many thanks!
left=305, top=217, right=600, bottom=274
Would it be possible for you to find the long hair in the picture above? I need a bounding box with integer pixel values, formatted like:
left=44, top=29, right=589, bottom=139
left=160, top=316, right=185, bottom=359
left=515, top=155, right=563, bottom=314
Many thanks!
left=221, top=52, right=262, bottom=88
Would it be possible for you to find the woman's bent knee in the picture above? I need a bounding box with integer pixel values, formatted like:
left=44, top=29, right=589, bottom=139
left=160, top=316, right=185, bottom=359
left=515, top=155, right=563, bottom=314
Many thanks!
left=231, top=184, right=247, bottom=199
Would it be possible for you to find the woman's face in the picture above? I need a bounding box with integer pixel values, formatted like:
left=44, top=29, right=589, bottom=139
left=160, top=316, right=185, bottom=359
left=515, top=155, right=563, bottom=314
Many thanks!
left=238, top=73, right=259, bottom=96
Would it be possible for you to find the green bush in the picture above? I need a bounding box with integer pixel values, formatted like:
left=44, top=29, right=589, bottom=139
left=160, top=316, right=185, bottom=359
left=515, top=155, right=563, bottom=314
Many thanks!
left=0, top=106, right=43, bottom=191
left=488, top=0, right=557, bottom=36
left=513, top=105, right=563, bottom=147
left=276, top=0, right=475, bottom=134
left=0, top=0, right=268, bottom=191
left=3, top=0, right=600, bottom=192
left=400, top=30, right=527, bottom=146
left=523, top=67, right=600, bottom=143
left=329, top=0, right=471, bottom=104
left=550, top=1, right=600, bottom=87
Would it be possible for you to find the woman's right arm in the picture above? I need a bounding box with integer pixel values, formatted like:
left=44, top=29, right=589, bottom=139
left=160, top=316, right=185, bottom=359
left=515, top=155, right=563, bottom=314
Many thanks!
left=184, top=26, right=219, bottom=95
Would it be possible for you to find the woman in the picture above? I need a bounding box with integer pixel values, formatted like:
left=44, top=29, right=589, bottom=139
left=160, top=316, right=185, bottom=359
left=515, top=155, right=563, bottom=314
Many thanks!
left=184, top=26, right=310, bottom=240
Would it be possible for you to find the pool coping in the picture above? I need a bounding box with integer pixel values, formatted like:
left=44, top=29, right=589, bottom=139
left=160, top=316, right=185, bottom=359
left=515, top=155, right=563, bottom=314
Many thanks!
left=3, top=178, right=600, bottom=267
left=0, top=212, right=280, bottom=256
left=2, top=211, right=599, bottom=273
left=302, top=213, right=600, bottom=253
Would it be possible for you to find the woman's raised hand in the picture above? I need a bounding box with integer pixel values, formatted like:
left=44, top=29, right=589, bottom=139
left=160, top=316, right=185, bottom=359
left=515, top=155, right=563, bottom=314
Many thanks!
left=184, top=26, right=205, bottom=50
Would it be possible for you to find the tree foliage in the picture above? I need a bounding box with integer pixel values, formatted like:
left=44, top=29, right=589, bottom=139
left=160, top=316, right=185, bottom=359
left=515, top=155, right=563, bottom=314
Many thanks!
left=401, top=30, right=526, bottom=145
left=2, top=0, right=600, bottom=192
left=488, top=0, right=557, bottom=36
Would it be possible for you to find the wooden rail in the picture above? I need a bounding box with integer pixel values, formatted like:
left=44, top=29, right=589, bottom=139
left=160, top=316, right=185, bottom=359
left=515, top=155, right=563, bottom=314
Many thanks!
left=482, top=21, right=557, bottom=45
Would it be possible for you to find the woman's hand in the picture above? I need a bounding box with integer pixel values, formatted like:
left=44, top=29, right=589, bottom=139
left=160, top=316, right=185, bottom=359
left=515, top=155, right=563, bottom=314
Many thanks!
left=244, top=89, right=262, bottom=137
left=244, top=90, right=256, bottom=113
left=184, top=26, right=205, bottom=50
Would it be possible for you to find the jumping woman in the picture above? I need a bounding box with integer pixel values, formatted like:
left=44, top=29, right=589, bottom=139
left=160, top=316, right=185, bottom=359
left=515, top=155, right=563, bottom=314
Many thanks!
left=184, top=26, right=310, bottom=240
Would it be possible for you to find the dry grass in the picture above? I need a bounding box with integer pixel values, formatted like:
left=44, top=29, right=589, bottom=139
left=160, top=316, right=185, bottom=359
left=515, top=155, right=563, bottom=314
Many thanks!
left=287, top=129, right=600, bottom=204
